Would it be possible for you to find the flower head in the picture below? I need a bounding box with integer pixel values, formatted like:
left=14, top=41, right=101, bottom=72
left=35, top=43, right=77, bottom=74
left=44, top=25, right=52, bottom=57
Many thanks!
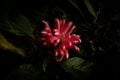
left=40, top=18, right=81, bottom=61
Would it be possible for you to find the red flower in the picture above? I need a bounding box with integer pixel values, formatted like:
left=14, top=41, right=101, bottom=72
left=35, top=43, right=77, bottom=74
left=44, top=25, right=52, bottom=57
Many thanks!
left=40, top=18, right=81, bottom=61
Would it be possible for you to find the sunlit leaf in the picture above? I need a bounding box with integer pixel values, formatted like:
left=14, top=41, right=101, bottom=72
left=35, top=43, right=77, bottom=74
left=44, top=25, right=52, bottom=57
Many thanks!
left=0, top=34, right=25, bottom=56
left=83, top=0, right=96, bottom=17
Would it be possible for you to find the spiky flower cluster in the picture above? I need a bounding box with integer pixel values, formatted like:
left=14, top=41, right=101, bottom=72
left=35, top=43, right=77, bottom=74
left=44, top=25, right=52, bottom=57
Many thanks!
left=40, top=18, right=81, bottom=61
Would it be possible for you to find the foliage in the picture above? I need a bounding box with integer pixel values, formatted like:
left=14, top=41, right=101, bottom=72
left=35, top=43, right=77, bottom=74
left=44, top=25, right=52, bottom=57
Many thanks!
left=0, top=34, right=25, bottom=56
left=0, top=15, right=34, bottom=37
left=0, top=0, right=120, bottom=80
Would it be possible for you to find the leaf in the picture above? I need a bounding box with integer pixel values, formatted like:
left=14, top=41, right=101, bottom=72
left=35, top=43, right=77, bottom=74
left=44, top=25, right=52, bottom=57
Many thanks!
left=5, top=64, right=40, bottom=80
left=61, top=57, right=94, bottom=80
left=0, top=34, right=25, bottom=56
left=112, top=13, right=120, bottom=21
left=68, top=0, right=82, bottom=13
left=68, top=0, right=85, bottom=20
left=0, top=15, right=34, bottom=37
left=83, top=0, right=96, bottom=17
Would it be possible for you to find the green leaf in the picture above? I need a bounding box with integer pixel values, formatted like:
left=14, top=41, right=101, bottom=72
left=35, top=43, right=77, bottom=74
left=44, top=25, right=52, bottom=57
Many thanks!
left=6, top=64, right=40, bottom=80
left=83, top=0, right=96, bottom=17
left=0, top=15, right=34, bottom=37
left=0, top=34, right=25, bottom=56
left=61, top=57, right=94, bottom=80
left=112, top=13, right=120, bottom=21
left=68, top=0, right=85, bottom=20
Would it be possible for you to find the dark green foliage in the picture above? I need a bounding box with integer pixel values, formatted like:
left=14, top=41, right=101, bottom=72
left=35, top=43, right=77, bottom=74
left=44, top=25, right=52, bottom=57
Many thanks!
left=0, top=15, right=35, bottom=37
left=61, top=57, right=93, bottom=80
left=0, top=0, right=120, bottom=80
